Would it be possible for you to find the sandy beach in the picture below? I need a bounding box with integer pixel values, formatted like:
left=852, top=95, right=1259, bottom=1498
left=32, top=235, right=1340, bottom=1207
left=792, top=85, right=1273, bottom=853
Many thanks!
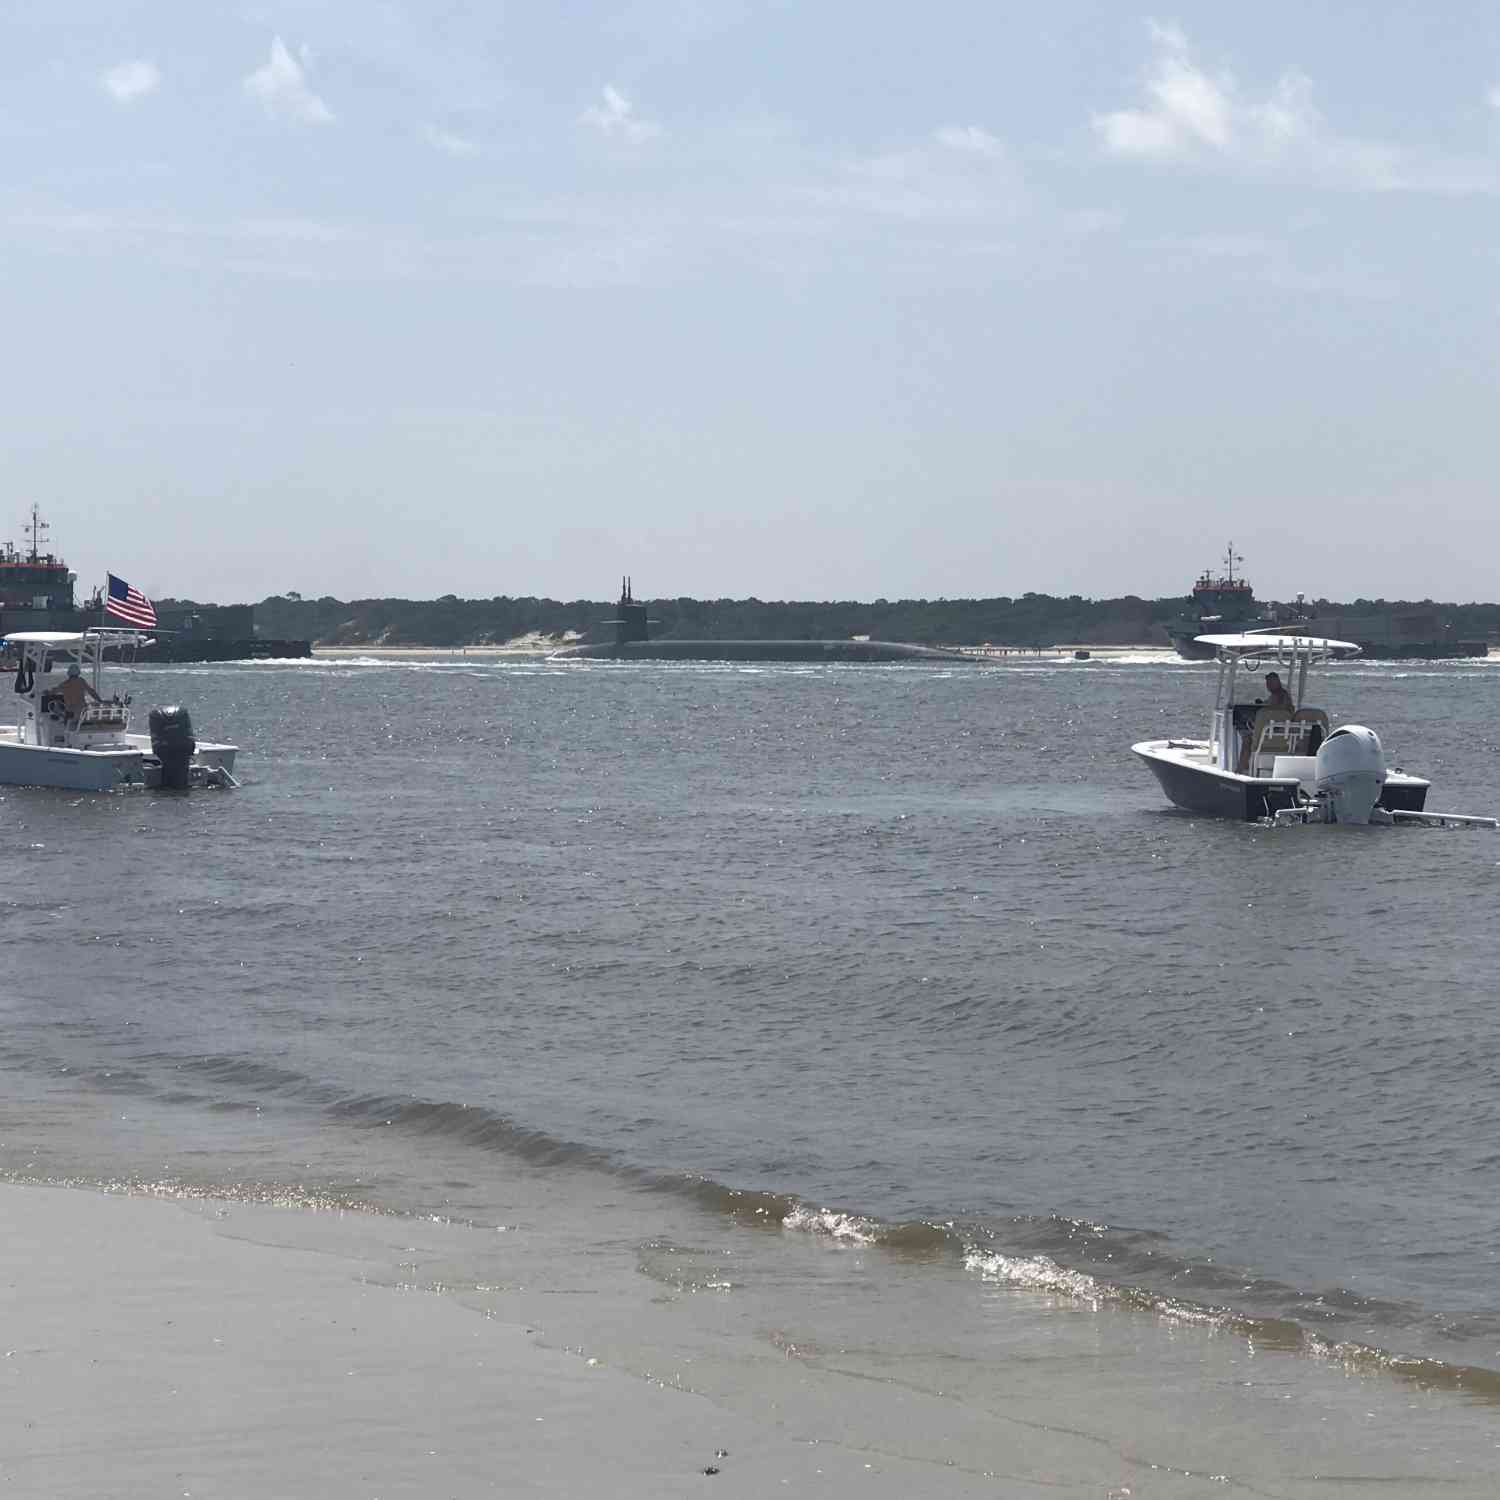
left=0, top=1184, right=1121, bottom=1500
left=0, top=1183, right=898, bottom=1499
left=4, top=1180, right=1495, bottom=1499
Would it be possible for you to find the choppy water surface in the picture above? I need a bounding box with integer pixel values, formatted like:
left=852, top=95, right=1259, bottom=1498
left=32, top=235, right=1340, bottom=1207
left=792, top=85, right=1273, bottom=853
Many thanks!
left=3, top=652, right=1500, bottom=1436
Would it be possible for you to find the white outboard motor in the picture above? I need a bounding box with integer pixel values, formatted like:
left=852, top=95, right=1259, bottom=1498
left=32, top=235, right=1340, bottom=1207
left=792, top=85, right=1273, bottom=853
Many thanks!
left=1315, top=725, right=1386, bottom=824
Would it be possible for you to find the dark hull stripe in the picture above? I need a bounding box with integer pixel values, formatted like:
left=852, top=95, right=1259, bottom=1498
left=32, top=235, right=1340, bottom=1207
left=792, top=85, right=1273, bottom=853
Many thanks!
left=1136, top=752, right=1299, bottom=820
left=1134, top=748, right=1430, bottom=821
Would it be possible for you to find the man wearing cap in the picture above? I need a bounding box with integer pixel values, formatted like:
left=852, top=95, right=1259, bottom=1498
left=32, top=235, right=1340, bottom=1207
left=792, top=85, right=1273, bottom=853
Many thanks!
left=56, top=663, right=102, bottom=723
left=1263, top=672, right=1295, bottom=710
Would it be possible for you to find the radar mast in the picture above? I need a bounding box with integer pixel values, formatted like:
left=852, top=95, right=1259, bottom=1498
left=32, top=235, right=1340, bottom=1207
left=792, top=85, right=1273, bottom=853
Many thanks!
left=25, top=503, right=49, bottom=565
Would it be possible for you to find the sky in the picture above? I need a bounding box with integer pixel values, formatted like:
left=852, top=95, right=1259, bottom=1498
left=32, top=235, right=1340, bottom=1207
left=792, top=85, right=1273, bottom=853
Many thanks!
left=5, top=2, right=1500, bottom=605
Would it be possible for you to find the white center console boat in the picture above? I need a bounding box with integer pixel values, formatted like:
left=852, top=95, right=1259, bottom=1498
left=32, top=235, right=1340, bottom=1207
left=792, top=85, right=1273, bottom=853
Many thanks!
left=1132, top=634, right=1431, bottom=823
left=0, top=630, right=238, bottom=791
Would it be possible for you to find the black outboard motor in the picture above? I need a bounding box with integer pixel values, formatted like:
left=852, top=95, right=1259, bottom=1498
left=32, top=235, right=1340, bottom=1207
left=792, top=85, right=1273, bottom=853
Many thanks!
left=148, top=705, right=196, bottom=789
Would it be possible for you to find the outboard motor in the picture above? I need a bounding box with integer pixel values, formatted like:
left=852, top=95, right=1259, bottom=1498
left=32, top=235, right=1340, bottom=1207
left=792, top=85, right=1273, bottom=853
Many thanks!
left=148, top=704, right=195, bottom=790
left=1315, top=725, right=1385, bottom=824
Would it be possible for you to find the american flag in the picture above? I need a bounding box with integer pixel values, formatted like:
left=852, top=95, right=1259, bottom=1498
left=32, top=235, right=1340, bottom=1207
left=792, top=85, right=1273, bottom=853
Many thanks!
left=105, top=573, right=157, bottom=628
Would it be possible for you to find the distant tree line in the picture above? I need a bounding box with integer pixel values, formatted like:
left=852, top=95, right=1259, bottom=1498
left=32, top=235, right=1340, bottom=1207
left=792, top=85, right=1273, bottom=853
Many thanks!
left=155, top=592, right=1500, bottom=649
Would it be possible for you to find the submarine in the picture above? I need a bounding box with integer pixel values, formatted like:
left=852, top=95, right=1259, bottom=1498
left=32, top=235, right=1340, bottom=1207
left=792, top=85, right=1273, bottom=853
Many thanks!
left=547, top=580, right=988, bottom=665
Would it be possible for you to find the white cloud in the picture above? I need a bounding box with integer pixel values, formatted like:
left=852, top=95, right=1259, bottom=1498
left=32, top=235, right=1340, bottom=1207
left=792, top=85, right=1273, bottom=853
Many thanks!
left=102, top=59, right=160, bottom=104
left=425, top=126, right=478, bottom=156
left=1489, top=84, right=1500, bottom=111
left=1095, top=22, right=1497, bottom=195
left=1094, top=22, right=1287, bottom=160
left=933, top=125, right=1007, bottom=160
left=244, top=36, right=334, bottom=125
left=579, top=86, right=661, bottom=144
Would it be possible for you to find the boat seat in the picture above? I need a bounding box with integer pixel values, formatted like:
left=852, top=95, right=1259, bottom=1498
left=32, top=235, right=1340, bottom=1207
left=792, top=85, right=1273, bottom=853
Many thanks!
left=78, top=706, right=126, bottom=729
left=1249, top=707, right=1327, bottom=773
left=1254, top=714, right=1306, bottom=754
left=1237, top=708, right=1297, bottom=773
left=1271, top=754, right=1319, bottom=789
left=1292, top=707, right=1329, bottom=743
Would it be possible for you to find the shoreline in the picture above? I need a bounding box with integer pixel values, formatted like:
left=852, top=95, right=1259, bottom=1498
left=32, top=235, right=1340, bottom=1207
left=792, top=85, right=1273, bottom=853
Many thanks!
left=308, top=641, right=1500, bottom=661
left=0, top=1182, right=1009, bottom=1499
left=308, top=642, right=1173, bottom=660
left=3, top=1179, right=1496, bottom=1498
left=313, top=643, right=559, bottom=657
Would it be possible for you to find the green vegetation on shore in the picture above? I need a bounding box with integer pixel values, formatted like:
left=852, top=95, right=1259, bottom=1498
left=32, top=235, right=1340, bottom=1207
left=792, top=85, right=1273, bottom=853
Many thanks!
left=155, top=591, right=1500, bottom=650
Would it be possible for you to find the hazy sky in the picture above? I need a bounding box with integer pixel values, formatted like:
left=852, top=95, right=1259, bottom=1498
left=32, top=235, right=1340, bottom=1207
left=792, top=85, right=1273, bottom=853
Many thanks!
left=6, top=3, right=1500, bottom=604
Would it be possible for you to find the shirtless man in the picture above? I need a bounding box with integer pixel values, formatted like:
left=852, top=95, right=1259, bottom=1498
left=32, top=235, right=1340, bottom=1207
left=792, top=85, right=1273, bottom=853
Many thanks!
left=1237, top=671, right=1298, bottom=772
left=56, top=663, right=102, bottom=722
left=1263, top=672, right=1294, bottom=710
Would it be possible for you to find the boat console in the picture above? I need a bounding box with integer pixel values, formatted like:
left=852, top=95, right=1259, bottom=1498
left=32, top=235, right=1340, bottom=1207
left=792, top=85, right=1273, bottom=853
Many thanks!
left=1230, top=705, right=1329, bottom=777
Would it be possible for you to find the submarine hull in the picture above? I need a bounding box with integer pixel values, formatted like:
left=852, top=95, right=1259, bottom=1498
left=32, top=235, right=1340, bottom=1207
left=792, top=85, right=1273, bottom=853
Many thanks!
left=551, top=639, right=982, bottom=664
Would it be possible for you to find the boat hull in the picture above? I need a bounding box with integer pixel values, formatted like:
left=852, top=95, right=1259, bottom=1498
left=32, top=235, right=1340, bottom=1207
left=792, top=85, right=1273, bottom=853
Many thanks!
left=121, top=734, right=238, bottom=775
left=138, top=639, right=310, bottom=662
left=0, top=737, right=144, bottom=790
left=1167, top=630, right=1224, bottom=662
left=1275, top=615, right=1486, bottom=660
left=0, top=731, right=237, bottom=790
left=1133, top=741, right=1430, bottom=821
left=551, top=639, right=979, bottom=664
left=1133, top=742, right=1300, bottom=820
left=1378, top=774, right=1429, bottom=813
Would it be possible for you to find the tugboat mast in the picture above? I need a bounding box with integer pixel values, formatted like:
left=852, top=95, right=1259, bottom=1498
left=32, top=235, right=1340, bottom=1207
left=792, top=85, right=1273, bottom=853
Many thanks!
left=25, top=503, right=48, bottom=565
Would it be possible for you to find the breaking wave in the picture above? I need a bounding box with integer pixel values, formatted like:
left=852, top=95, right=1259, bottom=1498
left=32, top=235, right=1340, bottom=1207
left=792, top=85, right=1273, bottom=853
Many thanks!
left=6, top=1038, right=1495, bottom=1403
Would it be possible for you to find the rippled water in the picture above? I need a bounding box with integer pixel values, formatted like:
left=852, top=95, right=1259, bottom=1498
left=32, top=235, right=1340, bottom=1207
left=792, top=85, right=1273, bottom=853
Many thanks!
left=3, top=652, right=1500, bottom=1403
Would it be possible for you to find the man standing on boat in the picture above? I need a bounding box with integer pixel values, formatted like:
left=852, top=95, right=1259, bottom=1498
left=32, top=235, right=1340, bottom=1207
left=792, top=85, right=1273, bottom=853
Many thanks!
left=56, top=664, right=102, bottom=723
left=1235, top=671, right=1298, bottom=773
left=1264, top=672, right=1294, bottom=710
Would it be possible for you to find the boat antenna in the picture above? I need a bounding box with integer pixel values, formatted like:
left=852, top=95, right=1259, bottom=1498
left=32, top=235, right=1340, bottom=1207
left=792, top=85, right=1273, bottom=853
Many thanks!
left=26, top=503, right=48, bottom=565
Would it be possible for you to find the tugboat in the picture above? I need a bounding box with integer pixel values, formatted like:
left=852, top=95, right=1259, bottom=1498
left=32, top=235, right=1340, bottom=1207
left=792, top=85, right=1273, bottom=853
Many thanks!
left=0, top=506, right=81, bottom=636
left=1166, top=544, right=1266, bottom=660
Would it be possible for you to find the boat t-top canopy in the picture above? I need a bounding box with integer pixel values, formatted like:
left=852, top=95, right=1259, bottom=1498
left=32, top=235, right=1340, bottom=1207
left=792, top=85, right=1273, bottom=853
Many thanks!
left=1198, top=632, right=1358, bottom=715
left=1195, top=632, right=1360, bottom=659
left=4, top=630, right=155, bottom=679
left=4, top=628, right=153, bottom=647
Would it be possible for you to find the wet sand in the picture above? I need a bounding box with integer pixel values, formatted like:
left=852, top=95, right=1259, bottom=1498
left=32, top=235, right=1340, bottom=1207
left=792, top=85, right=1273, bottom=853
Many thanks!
left=0, top=1184, right=1111, bottom=1499
left=3, top=1182, right=1496, bottom=1499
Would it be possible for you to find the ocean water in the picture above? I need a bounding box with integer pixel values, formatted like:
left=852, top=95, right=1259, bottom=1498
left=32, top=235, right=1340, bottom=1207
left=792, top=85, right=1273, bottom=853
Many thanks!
left=3, top=652, right=1499, bottom=1490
